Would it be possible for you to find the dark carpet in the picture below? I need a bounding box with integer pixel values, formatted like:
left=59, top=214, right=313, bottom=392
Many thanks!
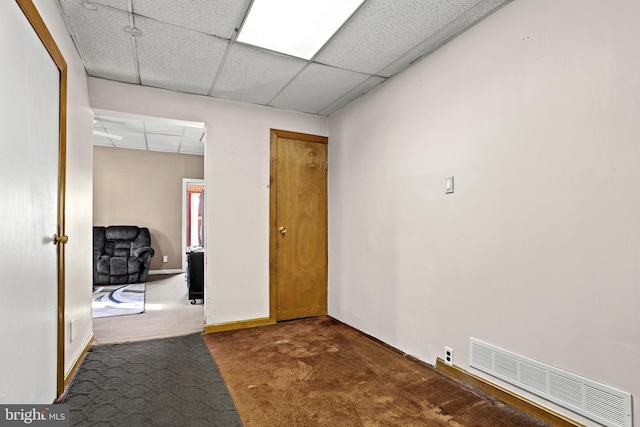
left=63, top=333, right=242, bottom=427
left=204, top=316, right=551, bottom=427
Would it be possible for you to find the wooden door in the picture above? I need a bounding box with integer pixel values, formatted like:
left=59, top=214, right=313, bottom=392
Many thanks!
left=270, top=130, right=328, bottom=321
left=2, top=0, right=67, bottom=401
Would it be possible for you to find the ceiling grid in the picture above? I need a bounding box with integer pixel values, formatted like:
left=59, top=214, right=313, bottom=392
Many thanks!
left=56, top=0, right=513, bottom=152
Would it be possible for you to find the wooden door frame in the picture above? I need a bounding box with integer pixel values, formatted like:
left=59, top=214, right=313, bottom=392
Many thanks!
left=16, top=0, right=68, bottom=399
left=269, top=129, right=328, bottom=322
left=182, top=178, right=205, bottom=271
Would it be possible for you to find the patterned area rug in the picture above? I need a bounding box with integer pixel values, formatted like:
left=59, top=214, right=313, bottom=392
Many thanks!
left=63, top=334, right=242, bottom=426
left=92, top=284, right=145, bottom=318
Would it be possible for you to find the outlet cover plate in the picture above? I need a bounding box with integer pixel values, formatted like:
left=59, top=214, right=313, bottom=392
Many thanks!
left=444, top=346, right=454, bottom=366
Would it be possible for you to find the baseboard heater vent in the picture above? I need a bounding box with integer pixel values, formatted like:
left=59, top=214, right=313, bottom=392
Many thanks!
left=469, top=338, right=632, bottom=427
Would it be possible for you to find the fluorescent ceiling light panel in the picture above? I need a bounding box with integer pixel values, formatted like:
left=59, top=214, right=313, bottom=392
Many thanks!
left=93, top=130, right=123, bottom=140
left=237, top=0, right=362, bottom=60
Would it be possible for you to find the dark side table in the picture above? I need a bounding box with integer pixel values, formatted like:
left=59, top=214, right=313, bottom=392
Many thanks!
left=186, top=251, right=204, bottom=304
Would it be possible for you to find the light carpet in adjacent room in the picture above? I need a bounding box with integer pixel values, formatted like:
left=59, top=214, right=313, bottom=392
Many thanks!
left=92, top=283, right=145, bottom=318
left=93, top=274, right=204, bottom=344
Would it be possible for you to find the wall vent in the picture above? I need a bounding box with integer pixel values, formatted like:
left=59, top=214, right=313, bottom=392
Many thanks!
left=469, top=338, right=632, bottom=427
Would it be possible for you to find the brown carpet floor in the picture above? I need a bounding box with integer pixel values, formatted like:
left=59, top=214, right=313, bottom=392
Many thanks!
left=204, top=316, right=550, bottom=427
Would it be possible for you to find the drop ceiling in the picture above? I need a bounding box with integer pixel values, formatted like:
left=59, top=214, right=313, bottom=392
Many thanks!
left=57, top=0, right=512, bottom=116
left=93, top=114, right=206, bottom=155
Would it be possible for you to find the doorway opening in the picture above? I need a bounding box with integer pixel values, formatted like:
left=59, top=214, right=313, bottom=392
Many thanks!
left=91, top=111, right=206, bottom=344
left=182, top=179, right=205, bottom=270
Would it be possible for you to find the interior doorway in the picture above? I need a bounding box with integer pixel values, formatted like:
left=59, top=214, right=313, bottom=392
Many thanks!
left=182, top=179, right=205, bottom=270
left=269, top=129, right=328, bottom=321
left=91, top=112, right=206, bottom=343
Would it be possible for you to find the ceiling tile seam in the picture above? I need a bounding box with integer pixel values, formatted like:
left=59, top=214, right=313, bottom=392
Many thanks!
left=80, top=1, right=129, bottom=16
left=82, top=1, right=235, bottom=42
left=235, top=0, right=256, bottom=38
left=143, top=120, right=149, bottom=150
left=206, top=5, right=250, bottom=97
left=387, top=0, right=514, bottom=74
left=206, top=40, right=234, bottom=97
left=232, top=40, right=317, bottom=63
left=128, top=13, right=234, bottom=42
left=307, top=0, right=369, bottom=63
left=407, top=0, right=512, bottom=68
left=369, top=29, right=457, bottom=78
left=311, top=59, right=385, bottom=79
left=55, top=3, right=97, bottom=77
left=317, top=76, right=386, bottom=115
left=117, top=130, right=195, bottom=138
left=264, top=61, right=314, bottom=108
left=130, top=14, right=142, bottom=84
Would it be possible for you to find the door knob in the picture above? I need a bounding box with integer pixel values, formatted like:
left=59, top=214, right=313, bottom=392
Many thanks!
left=53, top=234, right=68, bottom=245
left=278, top=227, right=287, bottom=235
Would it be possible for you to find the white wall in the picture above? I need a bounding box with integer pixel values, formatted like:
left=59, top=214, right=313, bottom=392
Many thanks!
left=33, top=0, right=95, bottom=378
left=88, top=79, right=327, bottom=325
left=327, top=0, right=640, bottom=425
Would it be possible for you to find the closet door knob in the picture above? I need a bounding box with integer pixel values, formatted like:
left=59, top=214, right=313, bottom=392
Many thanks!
left=53, top=234, right=68, bottom=244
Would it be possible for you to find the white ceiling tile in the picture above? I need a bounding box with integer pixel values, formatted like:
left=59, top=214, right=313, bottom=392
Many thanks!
left=315, top=0, right=484, bottom=76
left=146, top=134, right=182, bottom=152
left=59, top=0, right=138, bottom=83
left=378, top=0, right=512, bottom=77
left=178, top=138, right=205, bottom=155
left=183, top=126, right=205, bottom=139
left=131, top=0, right=251, bottom=39
left=92, top=114, right=205, bottom=153
left=211, top=44, right=307, bottom=105
left=134, top=16, right=228, bottom=95
left=111, top=130, right=148, bottom=149
left=93, top=135, right=115, bottom=146
left=90, top=0, right=130, bottom=11
left=270, top=64, right=370, bottom=114
left=144, top=120, right=185, bottom=136
left=92, top=119, right=107, bottom=132
left=97, top=115, right=145, bottom=133
left=61, top=0, right=512, bottom=116
left=319, top=75, right=387, bottom=116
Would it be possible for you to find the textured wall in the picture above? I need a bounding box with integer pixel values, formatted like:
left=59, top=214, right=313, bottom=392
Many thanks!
left=93, top=146, right=204, bottom=271
left=327, top=0, right=640, bottom=425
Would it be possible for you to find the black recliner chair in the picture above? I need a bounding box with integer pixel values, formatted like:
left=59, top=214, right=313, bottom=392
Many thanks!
left=93, top=226, right=155, bottom=285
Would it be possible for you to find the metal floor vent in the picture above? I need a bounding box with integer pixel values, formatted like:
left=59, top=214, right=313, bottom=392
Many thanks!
left=469, top=338, right=632, bottom=427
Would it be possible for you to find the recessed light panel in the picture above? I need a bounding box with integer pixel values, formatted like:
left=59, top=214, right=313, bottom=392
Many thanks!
left=237, top=0, right=362, bottom=60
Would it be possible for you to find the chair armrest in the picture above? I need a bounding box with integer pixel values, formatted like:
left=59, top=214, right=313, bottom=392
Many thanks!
left=133, top=247, right=155, bottom=259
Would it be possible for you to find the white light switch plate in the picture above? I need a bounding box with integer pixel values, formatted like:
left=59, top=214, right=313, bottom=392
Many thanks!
left=445, top=176, right=454, bottom=194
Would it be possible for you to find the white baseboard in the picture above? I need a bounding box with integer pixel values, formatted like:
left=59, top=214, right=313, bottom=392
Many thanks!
left=149, top=269, right=184, bottom=275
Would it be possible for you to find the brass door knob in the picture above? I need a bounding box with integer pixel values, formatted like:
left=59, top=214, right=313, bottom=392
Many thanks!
left=278, top=227, right=287, bottom=235
left=53, top=234, right=68, bottom=245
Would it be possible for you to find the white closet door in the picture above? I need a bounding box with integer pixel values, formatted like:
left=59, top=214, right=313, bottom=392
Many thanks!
left=0, top=1, right=60, bottom=403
